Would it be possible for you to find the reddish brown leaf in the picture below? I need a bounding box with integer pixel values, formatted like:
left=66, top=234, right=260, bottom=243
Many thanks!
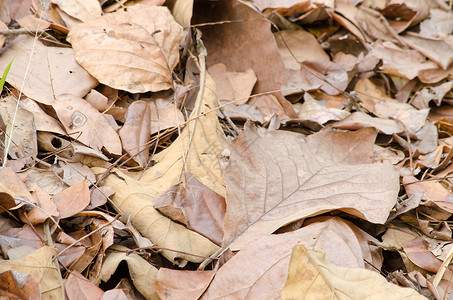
left=53, top=180, right=90, bottom=219
left=0, top=270, right=40, bottom=300
left=155, top=269, right=215, bottom=300
left=66, top=271, right=104, bottom=300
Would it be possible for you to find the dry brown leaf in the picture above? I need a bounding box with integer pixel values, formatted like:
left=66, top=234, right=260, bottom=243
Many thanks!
left=17, top=15, right=51, bottom=31
left=370, top=40, right=438, bottom=80
left=223, top=125, right=399, bottom=249
left=100, top=74, right=226, bottom=263
left=119, top=101, right=151, bottom=167
left=67, top=5, right=183, bottom=93
left=412, top=81, right=453, bottom=109
left=420, top=9, right=453, bottom=38
left=193, top=0, right=296, bottom=118
left=0, top=167, right=36, bottom=213
left=66, top=271, right=104, bottom=300
left=379, top=0, right=430, bottom=33
left=20, top=98, right=66, bottom=135
left=403, top=176, right=453, bottom=213
left=401, top=33, right=453, bottom=70
left=149, top=98, right=184, bottom=135
left=301, top=60, right=350, bottom=95
left=207, top=63, right=257, bottom=105
left=20, top=183, right=59, bottom=225
left=374, top=100, right=429, bottom=135
left=333, top=111, right=404, bottom=134
left=281, top=244, right=427, bottom=300
left=0, top=246, right=63, bottom=299
left=51, top=0, right=102, bottom=23
left=53, top=180, right=90, bottom=219
left=23, top=167, right=68, bottom=195
left=94, top=244, right=158, bottom=300
left=155, top=269, right=215, bottom=300
left=53, top=94, right=122, bottom=155
left=274, top=29, right=329, bottom=70
left=203, top=217, right=382, bottom=299
left=0, top=36, right=97, bottom=105
left=354, top=78, right=394, bottom=113
left=293, top=92, right=349, bottom=125
left=0, top=270, right=41, bottom=299
left=402, top=237, right=443, bottom=273
left=154, top=172, right=226, bottom=245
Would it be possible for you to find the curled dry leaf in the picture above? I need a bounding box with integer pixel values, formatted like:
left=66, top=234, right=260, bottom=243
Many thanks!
left=0, top=36, right=98, bottom=105
left=67, top=5, right=183, bottom=93
left=51, top=0, right=102, bottom=23
left=94, top=244, right=158, bottom=300
left=53, top=94, right=122, bottom=155
left=281, top=245, right=427, bottom=300
left=223, top=126, right=399, bottom=249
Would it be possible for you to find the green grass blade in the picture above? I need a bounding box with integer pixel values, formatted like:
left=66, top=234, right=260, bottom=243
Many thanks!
left=0, top=58, right=14, bottom=94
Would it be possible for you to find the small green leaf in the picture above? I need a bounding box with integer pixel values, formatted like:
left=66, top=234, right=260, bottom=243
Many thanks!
left=0, top=57, right=14, bottom=94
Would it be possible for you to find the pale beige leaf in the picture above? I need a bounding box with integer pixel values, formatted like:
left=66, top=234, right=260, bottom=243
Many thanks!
left=374, top=100, right=429, bottom=134
left=203, top=217, right=380, bottom=299
left=67, top=5, right=183, bottom=93
left=53, top=94, right=122, bottom=155
left=0, top=36, right=97, bottom=105
left=0, top=95, right=37, bottom=165
left=20, top=98, right=66, bottom=135
left=167, top=0, right=193, bottom=27
left=281, top=245, right=427, bottom=300
left=0, top=246, right=63, bottom=299
left=149, top=98, right=184, bottom=135
left=100, top=74, right=227, bottom=263
left=223, top=126, right=399, bottom=249
left=51, top=0, right=102, bottom=22
left=293, top=93, right=349, bottom=125
left=333, top=111, right=404, bottom=135
left=94, top=244, right=158, bottom=300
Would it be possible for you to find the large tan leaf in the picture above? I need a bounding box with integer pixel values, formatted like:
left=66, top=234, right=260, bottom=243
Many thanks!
left=100, top=74, right=227, bottom=263
left=281, top=244, right=427, bottom=300
left=53, top=94, right=122, bottom=155
left=67, top=5, right=183, bottom=93
left=0, top=36, right=98, bottom=105
left=223, top=126, right=399, bottom=249
left=202, top=217, right=381, bottom=299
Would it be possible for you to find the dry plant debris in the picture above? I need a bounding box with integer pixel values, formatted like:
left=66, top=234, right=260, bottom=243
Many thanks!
left=0, top=0, right=452, bottom=299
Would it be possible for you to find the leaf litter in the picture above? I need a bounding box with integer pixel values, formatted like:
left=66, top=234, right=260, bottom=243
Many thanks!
left=0, top=0, right=452, bottom=299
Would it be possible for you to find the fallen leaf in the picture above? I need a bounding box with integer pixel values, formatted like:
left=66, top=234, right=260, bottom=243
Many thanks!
left=0, top=270, right=41, bottom=300
left=203, top=217, right=382, bottom=299
left=66, top=271, right=104, bottom=300
left=51, top=0, right=102, bottom=23
left=119, top=101, right=151, bottom=167
left=401, top=33, right=453, bottom=69
left=100, top=74, right=226, bottom=263
left=53, top=94, right=122, bottom=155
left=0, top=36, right=97, bottom=105
left=67, top=5, right=183, bottom=93
left=293, top=92, right=349, bottom=125
left=154, top=172, right=226, bottom=245
left=374, top=100, right=429, bottom=134
left=274, top=29, right=329, bottom=70
left=333, top=111, right=404, bottom=134
left=223, top=125, right=399, bottom=249
left=149, top=98, right=184, bottom=135
left=281, top=244, right=426, bottom=300
left=53, top=180, right=90, bottom=219
left=192, top=0, right=297, bottom=118
left=94, top=244, right=158, bottom=300
left=0, top=246, right=63, bottom=299
left=155, top=269, right=215, bottom=300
